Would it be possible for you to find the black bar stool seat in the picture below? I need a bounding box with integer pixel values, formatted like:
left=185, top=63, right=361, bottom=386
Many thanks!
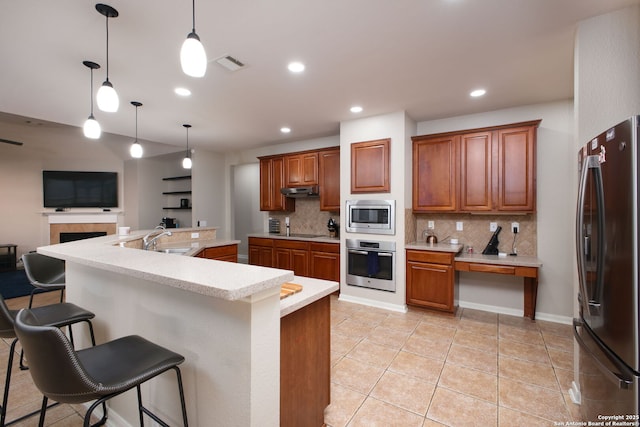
left=15, top=309, right=188, bottom=427
left=0, top=295, right=95, bottom=426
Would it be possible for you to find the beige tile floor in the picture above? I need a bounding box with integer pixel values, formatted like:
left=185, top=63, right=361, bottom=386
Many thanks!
left=1, top=292, right=579, bottom=426
left=326, top=294, right=581, bottom=427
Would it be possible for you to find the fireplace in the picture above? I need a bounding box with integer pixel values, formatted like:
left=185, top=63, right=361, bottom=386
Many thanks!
left=47, top=213, right=118, bottom=244
left=60, top=232, right=108, bottom=243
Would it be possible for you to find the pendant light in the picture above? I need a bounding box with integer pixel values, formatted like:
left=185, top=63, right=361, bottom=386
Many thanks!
left=82, top=60, right=101, bottom=139
left=180, top=0, right=207, bottom=77
left=182, top=124, right=192, bottom=169
left=96, top=4, right=119, bottom=112
left=130, top=101, right=143, bottom=158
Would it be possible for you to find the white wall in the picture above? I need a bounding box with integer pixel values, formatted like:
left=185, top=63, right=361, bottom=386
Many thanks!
left=417, top=100, right=575, bottom=321
left=0, top=121, right=125, bottom=257
left=193, top=149, right=227, bottom=236
left=339, top=111, right=415, bottom=312
left=231, top=164, right=263, bottom=259
left=575, top=5, right=640, bottom=145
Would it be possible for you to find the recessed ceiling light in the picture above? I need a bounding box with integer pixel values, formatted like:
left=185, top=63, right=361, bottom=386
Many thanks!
left=350, top=106, right=363, bottom=113
left=174, top=87, right=191, bottom=96
left=287, top=62, right=305, bottom=73
left=470, top=89, right=486, bottom=97
left=280, top=127, right=291, bottom=133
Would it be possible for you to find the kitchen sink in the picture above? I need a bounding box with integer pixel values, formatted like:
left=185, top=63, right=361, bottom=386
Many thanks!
left=156, top=247, right=192, bottom=255
left=287, top=233, right=325, bottom=238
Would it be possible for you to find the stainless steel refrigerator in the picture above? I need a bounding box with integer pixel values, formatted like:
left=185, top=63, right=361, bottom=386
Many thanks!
left=575, top=116, right=640, bottom=420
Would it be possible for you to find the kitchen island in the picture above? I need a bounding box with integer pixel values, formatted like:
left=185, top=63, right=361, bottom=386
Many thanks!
left=38, top=228, right=338, bottom=427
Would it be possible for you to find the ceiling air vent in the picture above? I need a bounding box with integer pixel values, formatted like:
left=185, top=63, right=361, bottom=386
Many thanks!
left=215, top=55, right=246, bottom=72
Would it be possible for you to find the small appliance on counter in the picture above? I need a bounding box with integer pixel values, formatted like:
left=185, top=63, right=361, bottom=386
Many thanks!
left=268, top=218, right=281, bottom=234
left=424, top=229, right=438, bottom=245
left=161, top=217, right=177, bottom=228
left=327, top=218, right=339, bottom=238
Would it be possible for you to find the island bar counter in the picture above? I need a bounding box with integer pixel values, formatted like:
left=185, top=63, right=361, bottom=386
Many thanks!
left=37, top=230, right=337, bottom=426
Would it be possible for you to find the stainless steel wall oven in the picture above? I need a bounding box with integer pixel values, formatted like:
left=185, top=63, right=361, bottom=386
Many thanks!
left=346, top=239, right=396, bottom=292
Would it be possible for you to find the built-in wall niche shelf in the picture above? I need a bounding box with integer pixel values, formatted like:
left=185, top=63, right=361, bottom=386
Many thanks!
left=162, top=175, right=192, bottom=181
left=162, top=175, right=192, bottom=212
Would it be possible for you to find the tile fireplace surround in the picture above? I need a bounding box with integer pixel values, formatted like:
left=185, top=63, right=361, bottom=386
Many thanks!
left=46, top=212, right=118, bottom=244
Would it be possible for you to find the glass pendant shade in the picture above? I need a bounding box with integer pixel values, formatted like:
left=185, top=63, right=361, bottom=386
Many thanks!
left=97, top=80, right=119, bottom=112
left=83, top=115, right=101, bottom=139
left=180, top=33, right=207, bottom=77
left=182, top=155, right=192, bottom=169
left=130, top=142, right=143, bottom=158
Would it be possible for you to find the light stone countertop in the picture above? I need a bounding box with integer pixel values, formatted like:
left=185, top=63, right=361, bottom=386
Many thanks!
left=39, top=228, right=339, bottom=316
left=405, top=241, right=542, bottom=268
left=38, top=228, right=293, bottom=302
left=279, top=276, right=339, bottom=317
left=405, top=241, right=464, bottom=253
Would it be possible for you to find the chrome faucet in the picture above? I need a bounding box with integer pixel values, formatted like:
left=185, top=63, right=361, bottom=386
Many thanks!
left=143, top=226, right=172, bottom=250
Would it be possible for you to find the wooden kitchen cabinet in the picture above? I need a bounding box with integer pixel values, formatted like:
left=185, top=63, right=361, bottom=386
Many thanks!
left=460, top=131, right=493, bottom=211
left=249, top=238, right=340, bottom=282
left=406, top=249, right=456, bottom=313
left=412, top=134, right=458, bottom=212
left=196, top=244, right=238, bottom=263
left=248, top=237, right=274, bottom=267
left=496, top=125, right=537, bottom=211
left=259, top=156, right=295, bottom=212
left=274, top=239, right=310, bottom=277
left=318, top=148, right=340, bottom=211
left=351, top=138, right=390, bottom=193
left=285, top=152, right=319, bottom=187
left=309, top=242, right=340, bottom=282
left=412, top=120, right=540, bottom=213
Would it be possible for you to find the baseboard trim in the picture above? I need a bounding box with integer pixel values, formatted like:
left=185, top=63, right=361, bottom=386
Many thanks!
left=338, top=293, right=407, bottom=313
left=458, top=301, right=573, bottom=325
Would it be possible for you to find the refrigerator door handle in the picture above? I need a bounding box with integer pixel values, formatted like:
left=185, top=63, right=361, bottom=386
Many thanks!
left=573, top=319, right=634, bottom=389
left=575, top=155, right=605, bottom=315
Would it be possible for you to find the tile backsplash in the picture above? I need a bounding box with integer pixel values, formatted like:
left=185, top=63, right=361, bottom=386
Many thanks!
left=407, top=209, right=537, bottom=256
left=269, top=199, right=339, bottom=236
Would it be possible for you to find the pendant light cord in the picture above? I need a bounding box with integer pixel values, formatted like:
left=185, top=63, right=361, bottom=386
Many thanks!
left=105, top=14, right=110, bottom=81
left=191, top=0, right=196, bottom=32
left=135, top=105, right=138, bottom=141
left=89, top=69, right=94, bottom=115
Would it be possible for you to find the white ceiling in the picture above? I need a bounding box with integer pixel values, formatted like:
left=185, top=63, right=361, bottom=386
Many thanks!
left=1, top=0, right=638, bottom=154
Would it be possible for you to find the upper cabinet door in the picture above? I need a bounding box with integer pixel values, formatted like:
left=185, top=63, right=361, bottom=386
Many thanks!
left=497, top=125, right=536, bottom=211
left=412, top=135, right=458, bottom=212
left=351, top=138, right=390, bottom=193
left=319, top=149, right=340, bottom=211
left=285, top=152, right=318, bottom=187
left=259, top=156, right=295, bottom=212
left=459, top=131, right=493, bottom=211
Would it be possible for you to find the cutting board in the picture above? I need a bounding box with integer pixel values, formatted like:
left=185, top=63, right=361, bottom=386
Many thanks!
left=280, top=282, right=303, bottom=299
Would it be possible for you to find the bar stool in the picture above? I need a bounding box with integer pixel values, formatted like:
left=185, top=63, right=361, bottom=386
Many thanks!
left=21, top=253, right=66, bottom=308
left=15, top=309, right=188, bottom=427
left=0, top=295, right=95, bottom=426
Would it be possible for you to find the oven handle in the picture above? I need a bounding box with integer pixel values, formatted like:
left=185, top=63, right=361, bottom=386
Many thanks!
left=348, top=249, right=394, bottom=257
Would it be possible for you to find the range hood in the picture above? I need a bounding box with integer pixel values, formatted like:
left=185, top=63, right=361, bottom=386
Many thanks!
left=280, top=185, right=319, bottom=198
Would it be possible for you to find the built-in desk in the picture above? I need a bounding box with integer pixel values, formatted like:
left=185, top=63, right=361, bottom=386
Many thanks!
left=454, top=254, right=542, bottom=320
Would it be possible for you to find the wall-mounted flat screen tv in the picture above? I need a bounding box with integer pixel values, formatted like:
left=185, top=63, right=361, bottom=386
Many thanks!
left=43, top=171, right=118, bottom=208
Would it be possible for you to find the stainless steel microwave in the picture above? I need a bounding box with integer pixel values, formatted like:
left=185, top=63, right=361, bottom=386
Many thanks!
left=345, top=199, right=395, bottom=235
